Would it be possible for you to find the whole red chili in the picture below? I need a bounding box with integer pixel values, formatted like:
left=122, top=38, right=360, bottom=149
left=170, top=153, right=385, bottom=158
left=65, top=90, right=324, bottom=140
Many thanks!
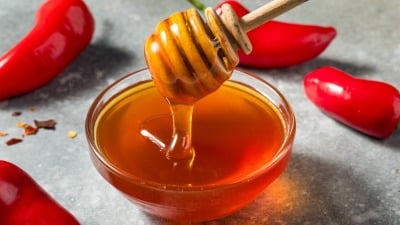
left=0, top=160, right=80, bottom=225
left=0, top=0, right=95, bottom=100
left=215, top=0, right=337, bottom=68
left=304, top=66, right=400, bottom=139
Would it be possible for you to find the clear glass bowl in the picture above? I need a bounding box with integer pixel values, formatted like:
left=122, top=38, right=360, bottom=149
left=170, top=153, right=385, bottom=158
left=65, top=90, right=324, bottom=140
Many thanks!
left=85, top=68, right=296, bottom=222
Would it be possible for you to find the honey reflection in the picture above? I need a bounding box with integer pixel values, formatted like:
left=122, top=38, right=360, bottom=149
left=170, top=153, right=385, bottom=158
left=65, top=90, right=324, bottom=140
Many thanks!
left=224, top=173, right=304, bottom=224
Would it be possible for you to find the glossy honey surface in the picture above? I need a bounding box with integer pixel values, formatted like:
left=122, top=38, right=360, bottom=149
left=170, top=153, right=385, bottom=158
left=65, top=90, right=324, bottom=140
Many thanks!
left=95, top=80, right=285, bottom=186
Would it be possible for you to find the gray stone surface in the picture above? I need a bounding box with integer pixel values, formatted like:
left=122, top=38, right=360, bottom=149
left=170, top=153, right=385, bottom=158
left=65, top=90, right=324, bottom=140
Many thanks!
left=0, top=0, right=399, bottom=224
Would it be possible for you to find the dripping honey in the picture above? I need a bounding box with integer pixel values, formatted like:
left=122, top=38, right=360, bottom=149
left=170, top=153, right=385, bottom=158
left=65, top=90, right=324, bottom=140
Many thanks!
left=94, top=79, right=285, bottom=186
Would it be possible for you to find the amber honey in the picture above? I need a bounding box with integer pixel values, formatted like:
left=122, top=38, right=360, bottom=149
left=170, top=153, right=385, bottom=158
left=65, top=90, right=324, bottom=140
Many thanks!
left=95, top=79, right=285, bottom=186
left=87, top=69, right=295, bottom=222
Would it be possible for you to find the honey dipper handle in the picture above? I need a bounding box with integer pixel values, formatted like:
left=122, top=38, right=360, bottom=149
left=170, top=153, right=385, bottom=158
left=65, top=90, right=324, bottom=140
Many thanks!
left=242, top=0, right=308, bottom=32
left=216, top=0, right=308, bottom=54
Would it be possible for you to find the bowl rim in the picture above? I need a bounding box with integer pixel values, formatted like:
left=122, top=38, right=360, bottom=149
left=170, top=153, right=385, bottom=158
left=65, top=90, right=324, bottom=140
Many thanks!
left=85, top=68, right=296, bottom=192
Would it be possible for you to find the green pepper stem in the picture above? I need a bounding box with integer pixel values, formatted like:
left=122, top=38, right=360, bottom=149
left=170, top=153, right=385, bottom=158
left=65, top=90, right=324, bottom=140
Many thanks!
left=186, top=0, right=207, bottom=11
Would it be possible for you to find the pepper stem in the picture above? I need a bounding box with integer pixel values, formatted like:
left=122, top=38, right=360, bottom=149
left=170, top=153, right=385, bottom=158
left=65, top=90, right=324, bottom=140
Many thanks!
left=186, top=0, right=207, bottom=11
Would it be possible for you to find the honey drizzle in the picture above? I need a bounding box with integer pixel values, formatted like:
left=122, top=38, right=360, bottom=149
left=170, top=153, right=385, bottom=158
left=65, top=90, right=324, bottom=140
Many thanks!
left=164, top=102, right=195, bottom=167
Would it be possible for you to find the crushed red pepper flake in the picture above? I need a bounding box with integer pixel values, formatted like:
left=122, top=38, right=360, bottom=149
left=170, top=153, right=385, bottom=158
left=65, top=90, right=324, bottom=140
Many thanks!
left=23, top=124, right=38, bottom=136
left=12, top=111, right=22, bottom=117
left=34, top=119, right=56, bottom=130
left=6, top=138, right=23, bottom=146
left=4, top=110, right=59, bottom=147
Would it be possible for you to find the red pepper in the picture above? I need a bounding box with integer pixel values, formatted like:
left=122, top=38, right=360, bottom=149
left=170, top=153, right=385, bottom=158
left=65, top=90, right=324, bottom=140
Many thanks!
left=304, top=66, right=400, bottom=139
left=0, top=0, right=95, bottom=100
left=0, top=160, right=80, bottom=225
left=215, top=0, right=337, bottom=68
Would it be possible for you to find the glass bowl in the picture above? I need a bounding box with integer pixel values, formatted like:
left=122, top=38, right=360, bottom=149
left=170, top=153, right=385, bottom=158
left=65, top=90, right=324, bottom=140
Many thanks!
left=85, top=68, right=296, bottom=222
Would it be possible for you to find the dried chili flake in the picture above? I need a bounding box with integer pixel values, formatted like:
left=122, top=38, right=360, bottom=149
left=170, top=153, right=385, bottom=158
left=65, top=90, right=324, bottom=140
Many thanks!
left=34, top=119, right=56, bottom=130
left=23, top=124, right=38, bottom=136
left=12, top=111, right=22, bottom=116
left=6, top=138, right=23, bottom=146
left=0, top=131, right=8, bottom=137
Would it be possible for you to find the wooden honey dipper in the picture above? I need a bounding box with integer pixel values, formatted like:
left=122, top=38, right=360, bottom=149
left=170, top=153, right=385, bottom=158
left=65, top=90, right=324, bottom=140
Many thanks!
left=145, top=0, right=308, bottom=104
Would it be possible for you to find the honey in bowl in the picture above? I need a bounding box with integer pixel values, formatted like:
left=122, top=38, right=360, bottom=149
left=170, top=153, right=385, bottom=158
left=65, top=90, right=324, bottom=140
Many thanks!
left=86, top=68, right=296, bottom=222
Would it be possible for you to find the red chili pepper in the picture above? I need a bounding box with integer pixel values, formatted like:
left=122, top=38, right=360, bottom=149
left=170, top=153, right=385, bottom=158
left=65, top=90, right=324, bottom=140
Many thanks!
left=0, top=160, right=80, bottom=225
left=304, top=66, right=400, bottom=139
left=215, top=0, right=337, bottom=68
left=0, top=0, right=95, bottom=100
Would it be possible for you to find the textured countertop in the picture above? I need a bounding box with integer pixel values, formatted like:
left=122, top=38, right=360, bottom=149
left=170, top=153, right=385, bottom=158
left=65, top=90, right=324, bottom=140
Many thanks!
left=0, top=0, right=399, bottom=224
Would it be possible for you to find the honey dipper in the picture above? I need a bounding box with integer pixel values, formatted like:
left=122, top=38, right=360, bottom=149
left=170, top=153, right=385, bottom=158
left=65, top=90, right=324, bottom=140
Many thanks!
left=145, top=0, right=308, bottom=104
